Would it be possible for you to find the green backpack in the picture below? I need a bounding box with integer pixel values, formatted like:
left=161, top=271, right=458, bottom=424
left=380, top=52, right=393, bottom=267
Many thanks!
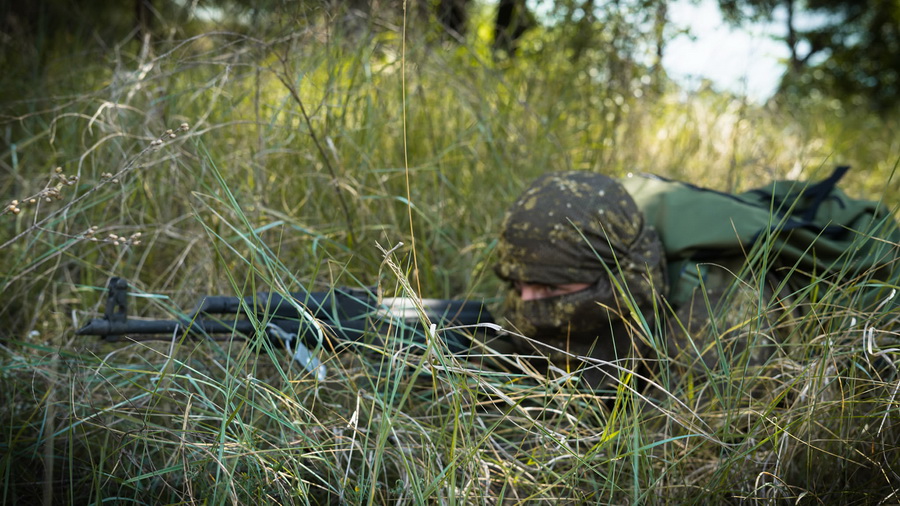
left=619, top=166, right=900, bottom=311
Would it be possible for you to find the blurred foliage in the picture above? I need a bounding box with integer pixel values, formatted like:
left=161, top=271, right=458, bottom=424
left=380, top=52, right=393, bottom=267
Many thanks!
left=719, top=0, right=900, bottom=112
left=6, top=0, right=899, bottom=110
left=0, top=0, right=897, bottom=334
left=0, top=1, right=898, bottom=504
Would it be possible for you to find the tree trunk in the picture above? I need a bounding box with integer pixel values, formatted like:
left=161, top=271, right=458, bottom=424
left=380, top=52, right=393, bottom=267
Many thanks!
left=494, top=0, right=530, bottom=56
left=135, top=0, right=153, bottom=43
left=438, top=0, right=468, bottom=36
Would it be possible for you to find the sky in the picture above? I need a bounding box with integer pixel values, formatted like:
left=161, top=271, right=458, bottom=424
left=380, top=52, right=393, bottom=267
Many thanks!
left=661, top=0, right=791, bottom=103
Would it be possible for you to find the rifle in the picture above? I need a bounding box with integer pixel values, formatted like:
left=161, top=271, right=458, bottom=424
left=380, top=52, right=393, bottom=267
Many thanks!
left=77, top=277, right=498, bottom=378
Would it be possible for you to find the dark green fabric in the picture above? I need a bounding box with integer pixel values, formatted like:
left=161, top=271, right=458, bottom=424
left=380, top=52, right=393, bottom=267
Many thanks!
left=620, top=170, right=900, bottom=309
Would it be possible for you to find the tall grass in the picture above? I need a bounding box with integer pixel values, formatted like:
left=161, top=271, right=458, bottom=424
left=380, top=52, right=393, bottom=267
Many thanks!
left=1, top=11, right=899, bottom=505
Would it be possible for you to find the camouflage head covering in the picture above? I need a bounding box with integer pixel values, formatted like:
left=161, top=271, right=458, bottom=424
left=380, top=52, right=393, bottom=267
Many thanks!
left=494, top=171, right=667, bottom=306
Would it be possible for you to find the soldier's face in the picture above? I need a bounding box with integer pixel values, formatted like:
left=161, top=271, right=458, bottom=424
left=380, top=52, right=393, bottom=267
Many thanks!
left=513, top=281, right=591, bottom=301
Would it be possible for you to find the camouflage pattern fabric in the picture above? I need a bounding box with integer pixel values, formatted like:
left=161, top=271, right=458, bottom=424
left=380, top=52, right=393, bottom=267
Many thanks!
left=494, top=171, right=666, bottom=294
left=493, top=171, right=668, bottom=387
left=500, top=282, right=650, bottom=388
